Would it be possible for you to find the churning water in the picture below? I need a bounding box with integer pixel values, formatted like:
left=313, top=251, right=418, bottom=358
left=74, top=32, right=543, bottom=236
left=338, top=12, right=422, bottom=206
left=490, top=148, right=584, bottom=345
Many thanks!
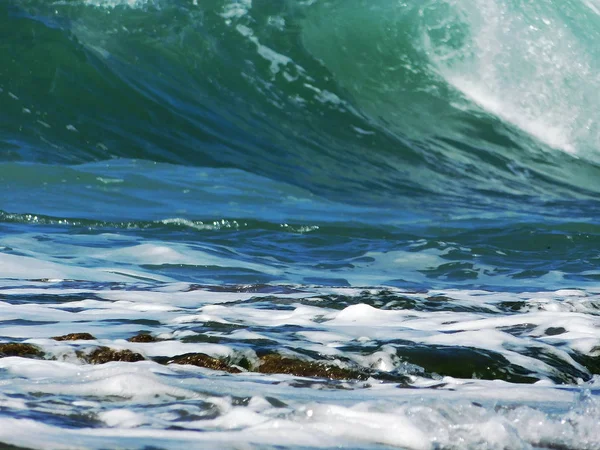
left=1, top=1, right=600, bottom=448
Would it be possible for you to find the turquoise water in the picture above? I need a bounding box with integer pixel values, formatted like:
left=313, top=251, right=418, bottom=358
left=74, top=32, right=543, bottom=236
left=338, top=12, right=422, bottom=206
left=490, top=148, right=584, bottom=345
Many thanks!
left=1, top=1, right=600, bottom=449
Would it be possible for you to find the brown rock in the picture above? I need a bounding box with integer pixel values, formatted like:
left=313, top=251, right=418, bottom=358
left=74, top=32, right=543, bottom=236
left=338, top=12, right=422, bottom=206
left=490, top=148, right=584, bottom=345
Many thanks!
left=127, top=333, right=157, bottom=343
left=258, top=354, right=364, bottom=380
left=84, top=347, right=145, bottom=364
left=53, top=333, right=96, bottom=341
left=0, top=343, right=44, bottom=358
left=167, top=353, right=241, bottom=373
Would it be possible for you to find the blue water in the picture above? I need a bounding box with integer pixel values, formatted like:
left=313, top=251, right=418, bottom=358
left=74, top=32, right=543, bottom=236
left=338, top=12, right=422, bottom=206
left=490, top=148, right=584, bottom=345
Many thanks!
left=1, top=1, right=600, bottom=449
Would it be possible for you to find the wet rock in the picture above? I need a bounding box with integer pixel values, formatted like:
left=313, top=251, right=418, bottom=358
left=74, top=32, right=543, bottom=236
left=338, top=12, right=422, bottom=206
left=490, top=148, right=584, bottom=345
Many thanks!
left=160, top=351, right=392, bottom=382
left=84, top=347, right=145, bottom=364
left=53, top=333, right=96, bottom=341
left=426, top=295, right=450, bottom=302
left=0, top=343, right=44, bottom=358
left=258, top=354, right=366, bottom=380
left=167, top=353, right=241, bottom=373
left=127, top=333, right=157, bottom=343
left=545, top=327, right=567, bottom=336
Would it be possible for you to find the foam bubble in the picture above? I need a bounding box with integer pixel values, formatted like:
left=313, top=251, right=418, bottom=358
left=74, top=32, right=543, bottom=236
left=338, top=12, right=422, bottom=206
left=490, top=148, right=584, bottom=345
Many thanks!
left=82, top=0, right=153, bottom=8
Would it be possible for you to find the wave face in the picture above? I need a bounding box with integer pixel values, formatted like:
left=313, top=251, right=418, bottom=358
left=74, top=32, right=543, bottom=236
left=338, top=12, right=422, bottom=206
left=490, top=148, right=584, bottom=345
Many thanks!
left=1, top=2, right=600, bottom=449
left=2, top=0, right=600, bottom=210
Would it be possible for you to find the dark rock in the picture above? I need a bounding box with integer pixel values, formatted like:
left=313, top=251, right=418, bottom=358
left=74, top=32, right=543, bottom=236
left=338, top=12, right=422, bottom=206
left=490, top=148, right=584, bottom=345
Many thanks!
left=426, top=295, right=450, bottom=302
left=84, top=347, right=145, bottom=364
left=167, top=353, right=241, bottom=373
left=545, top=327, right=567, bottom=336
left=53, top=333, right=96, bottom=341
left=258, top=354, right=365, bottom=380
left=161, top=351, right=394, bottom=382
left=127, top=333, right=157, bottom=343
left=0, top=343, right=44, bottom=358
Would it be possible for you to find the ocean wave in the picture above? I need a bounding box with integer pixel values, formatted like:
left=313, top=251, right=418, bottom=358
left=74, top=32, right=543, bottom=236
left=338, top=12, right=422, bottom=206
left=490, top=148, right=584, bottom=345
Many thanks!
left=2, top=0, right=600, bottom=208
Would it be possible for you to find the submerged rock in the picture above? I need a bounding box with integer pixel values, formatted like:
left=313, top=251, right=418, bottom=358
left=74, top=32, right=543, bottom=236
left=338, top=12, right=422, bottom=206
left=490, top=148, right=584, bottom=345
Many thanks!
left=84, top=347, right=145, bottom=364
left=0, top=343, right=44, bottom=358
left=127, top=333, right=157, bottom=343
left=167, top=353, right=241, bottom=373
left=53, top=333, right=96, bottom=341
left=164, top=351, right=369, bottom=380
left=257, top=354, right=366, bottom=380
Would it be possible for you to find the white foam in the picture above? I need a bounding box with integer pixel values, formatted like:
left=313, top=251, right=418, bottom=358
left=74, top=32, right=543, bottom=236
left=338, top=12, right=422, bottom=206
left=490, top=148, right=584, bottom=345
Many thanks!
left=82, top=0, right=153, bottom=8
left=0, top=391, right=597, bottom=450
left=5, top=365, right=197, bottom=400
left=425, top=0, right=600, bottom=158
left=236, top=25, right=294, bottom=75
left=0, top=238, right=172, bottom=283
left=221, top=0, right=252, bottom=20
left=124, top=340, right=235, bottom=359
left=99, top=409, right=148, bottom=428
left=582, top=0, right=600, bottom=15
left=95, top=242, right=282, bottom=277
left=0, top=282, right=599, bottom=449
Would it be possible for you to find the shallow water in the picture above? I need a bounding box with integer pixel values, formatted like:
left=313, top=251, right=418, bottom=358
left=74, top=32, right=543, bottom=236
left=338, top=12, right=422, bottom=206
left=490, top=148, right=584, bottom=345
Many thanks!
left=1, top=1, right=600, bottom=449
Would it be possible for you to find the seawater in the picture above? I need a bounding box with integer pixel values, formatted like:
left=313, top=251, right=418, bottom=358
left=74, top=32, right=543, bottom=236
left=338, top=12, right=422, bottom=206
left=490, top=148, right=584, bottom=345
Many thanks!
left=1, top=1, right=600, bottom=449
